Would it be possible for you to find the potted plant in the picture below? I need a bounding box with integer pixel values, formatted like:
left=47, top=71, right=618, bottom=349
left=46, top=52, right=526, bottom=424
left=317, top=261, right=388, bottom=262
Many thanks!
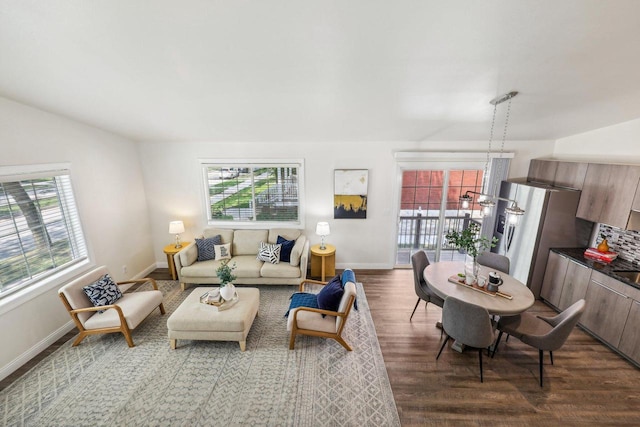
left=445, top=222, right=497, bottom=282
left=216, top=260, right=237, bottom=301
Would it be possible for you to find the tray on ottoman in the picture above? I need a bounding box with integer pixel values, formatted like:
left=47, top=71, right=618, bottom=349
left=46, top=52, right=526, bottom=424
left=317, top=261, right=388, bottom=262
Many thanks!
left=167, top=287, right=259, bottom=351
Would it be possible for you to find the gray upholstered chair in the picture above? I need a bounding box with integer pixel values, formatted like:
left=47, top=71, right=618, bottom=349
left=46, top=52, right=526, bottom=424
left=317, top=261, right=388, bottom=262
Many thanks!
left=410, top=250, right=444, bottom=321
left=58, top=266, right=165, bottom=347
left=492, top=299, right=585, bottom=387
left=436, top=296, right=497, bottom=382
left=477, top=251, right=510, bottom=274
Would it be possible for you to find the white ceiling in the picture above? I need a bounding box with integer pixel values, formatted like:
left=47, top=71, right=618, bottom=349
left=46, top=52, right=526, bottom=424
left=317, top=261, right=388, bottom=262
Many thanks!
left=2, top=1, right=640, bottom=143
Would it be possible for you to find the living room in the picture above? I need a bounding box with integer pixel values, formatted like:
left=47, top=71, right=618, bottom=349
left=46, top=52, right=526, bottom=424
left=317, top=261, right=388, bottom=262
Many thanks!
left=2, top=1, right=640, bottom=425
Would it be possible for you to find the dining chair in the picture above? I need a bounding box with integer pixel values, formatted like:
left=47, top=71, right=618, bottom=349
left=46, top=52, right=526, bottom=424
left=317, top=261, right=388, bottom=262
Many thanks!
left=410, top=250, right=444, bottom=321
left=477, top=251, right=510, bottom=274
left=436, top=296, right=497, bottom=382
left=491, top=299, right=585, bottom=387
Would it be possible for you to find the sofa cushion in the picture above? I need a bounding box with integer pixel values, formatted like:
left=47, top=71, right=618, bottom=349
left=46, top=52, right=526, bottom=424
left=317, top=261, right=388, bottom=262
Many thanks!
left=268, top=228, right=302, bottom=243
left=289, top=235, right=307, bottom=267
left=317, top=275, right=344, bottom=312
left=214, top=243, right=232, bottom=260
left=82, top=274, right=122, bottom=313
left=204, top=228, right=234, bottom=244
left=277, top=236, right=295, bottom=262
left=195, top=235, right=221, bottom=261
left=257, top=242, right=281, bottom=264
left=231, top=255, right=264, bottom=278
left=181, top=259, right=219, bottom=278
left=260, top=261, right=302, bottom=279
left=287, top=307, right=336, bottom=333
left=84, top=291, right=163, bottom=330
left=233, top=229, right=268, bottom=256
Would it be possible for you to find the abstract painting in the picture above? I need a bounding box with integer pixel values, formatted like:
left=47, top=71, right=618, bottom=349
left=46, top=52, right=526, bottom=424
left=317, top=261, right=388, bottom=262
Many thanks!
left=334, top=169, right=368, bottom=219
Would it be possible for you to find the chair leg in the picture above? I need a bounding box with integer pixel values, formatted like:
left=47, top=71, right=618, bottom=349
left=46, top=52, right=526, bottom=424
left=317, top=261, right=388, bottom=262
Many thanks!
left=409, top=298, right=421, bottom=321
left=436, top=335, right=450, bottom=360
left=289, top=332, right=296, bottom=350
left=479, top=349, right=484, bottom=383
left=158, top=303, right=166, bottom=315
left=334, top=336, right=353, bottom=351
left=549, top=351, right=554, bottom=365
left=491, top=331, right=504, bottom=358
left=539, top=349, right=544, bottom=387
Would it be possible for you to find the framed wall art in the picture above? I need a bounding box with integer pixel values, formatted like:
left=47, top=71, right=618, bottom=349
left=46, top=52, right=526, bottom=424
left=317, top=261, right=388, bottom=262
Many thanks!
left=334, top=169, right=368, bottom=219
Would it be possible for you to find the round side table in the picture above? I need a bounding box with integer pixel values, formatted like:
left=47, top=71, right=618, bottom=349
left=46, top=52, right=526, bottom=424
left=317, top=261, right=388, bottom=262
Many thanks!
left=310, top=243, right=336, bottom=281
left=163, top=242, right=190, bottom=281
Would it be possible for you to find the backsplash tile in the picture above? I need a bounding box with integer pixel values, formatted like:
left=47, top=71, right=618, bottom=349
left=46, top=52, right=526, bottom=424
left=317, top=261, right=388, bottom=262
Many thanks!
left=599, top=224, right=640, bottom=265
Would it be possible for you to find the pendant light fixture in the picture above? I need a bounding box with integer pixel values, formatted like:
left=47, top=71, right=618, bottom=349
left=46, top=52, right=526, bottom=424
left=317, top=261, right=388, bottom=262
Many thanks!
left=459, top=91, right=525, bottom=224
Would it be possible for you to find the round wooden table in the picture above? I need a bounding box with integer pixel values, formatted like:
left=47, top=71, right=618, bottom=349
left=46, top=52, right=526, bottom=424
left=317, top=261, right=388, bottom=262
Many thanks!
left=424, top=261, right=535, bottom=316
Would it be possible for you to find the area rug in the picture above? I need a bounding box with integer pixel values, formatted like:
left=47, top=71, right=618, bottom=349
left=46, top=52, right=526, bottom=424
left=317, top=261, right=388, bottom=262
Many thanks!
left=0, top=281, right=400, bottom=426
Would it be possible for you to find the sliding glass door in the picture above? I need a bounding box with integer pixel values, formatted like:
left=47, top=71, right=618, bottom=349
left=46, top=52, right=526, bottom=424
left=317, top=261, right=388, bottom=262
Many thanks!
left=396, top=169, right=485, bottom=266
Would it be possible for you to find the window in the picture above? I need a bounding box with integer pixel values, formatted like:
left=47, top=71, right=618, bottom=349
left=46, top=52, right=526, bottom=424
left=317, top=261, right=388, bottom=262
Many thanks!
left=0, top=165, right=87, bottom=298
left=201, top=160, right=304, bottom=226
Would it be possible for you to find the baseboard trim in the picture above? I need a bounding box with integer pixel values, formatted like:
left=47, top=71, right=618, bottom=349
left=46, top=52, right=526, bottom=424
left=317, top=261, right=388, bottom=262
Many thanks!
left=0, top=320, right=75, bottom=382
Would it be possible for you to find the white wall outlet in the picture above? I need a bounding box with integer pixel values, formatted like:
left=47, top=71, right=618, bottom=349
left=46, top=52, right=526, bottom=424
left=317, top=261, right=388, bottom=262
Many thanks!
left=122, top=265, right=127, bottom=274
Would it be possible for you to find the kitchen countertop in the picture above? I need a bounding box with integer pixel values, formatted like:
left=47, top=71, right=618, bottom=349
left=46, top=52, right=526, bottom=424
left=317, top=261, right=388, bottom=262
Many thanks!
left=551, top=247, right=640, bottom=290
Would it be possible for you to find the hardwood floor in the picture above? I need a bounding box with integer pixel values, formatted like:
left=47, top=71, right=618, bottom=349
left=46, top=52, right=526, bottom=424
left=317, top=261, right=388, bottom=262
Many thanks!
left=3, top=268, right=640, bottom=425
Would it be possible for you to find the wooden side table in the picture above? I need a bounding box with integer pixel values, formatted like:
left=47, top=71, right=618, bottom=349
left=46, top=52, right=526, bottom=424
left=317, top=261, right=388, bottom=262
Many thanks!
left=163, top=242, right=190, bottom=281
left=310, top=243, right=336, bottom=281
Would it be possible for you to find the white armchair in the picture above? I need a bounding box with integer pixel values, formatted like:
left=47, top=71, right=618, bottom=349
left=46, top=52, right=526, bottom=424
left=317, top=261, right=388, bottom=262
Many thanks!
left=58, top=266, right=165, bottom=347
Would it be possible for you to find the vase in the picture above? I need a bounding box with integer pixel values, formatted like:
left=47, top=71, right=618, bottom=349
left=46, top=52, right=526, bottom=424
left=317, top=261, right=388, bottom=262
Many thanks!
left=464, top=255, right=479, bottom=285
left=220, top=283, right=236, bottom=301
left=597, top=239, right=610, bottom=253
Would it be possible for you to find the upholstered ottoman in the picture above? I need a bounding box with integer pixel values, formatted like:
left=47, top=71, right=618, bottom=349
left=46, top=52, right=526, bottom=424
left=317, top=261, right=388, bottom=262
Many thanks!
left=167, top=287, right=259, bottom=351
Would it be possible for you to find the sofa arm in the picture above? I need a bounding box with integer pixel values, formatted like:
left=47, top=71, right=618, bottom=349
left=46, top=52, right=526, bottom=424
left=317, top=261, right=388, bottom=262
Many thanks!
left=299, top=240, right=310, bottom=281
left=173, top=242, right=196, bottom=283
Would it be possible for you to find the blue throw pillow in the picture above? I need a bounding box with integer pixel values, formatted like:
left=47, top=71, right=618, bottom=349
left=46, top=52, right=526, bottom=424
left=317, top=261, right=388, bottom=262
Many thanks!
left=317, top=276, right=344, bottom=312
left=277, top=235, right=295, bottom=262
left=82, top=274, right=123, bottom=313
left=196, top=235, right=221, bottom=261
left=285, top=292, right=319, bottom=317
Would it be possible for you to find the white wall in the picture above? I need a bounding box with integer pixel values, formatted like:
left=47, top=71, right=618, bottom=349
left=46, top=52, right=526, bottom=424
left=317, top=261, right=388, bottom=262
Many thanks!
left=554, top=118, right=640, bottom=162
left=138, top=139, right=555, bottom=270
left=0, top=97, right=154, bottom=378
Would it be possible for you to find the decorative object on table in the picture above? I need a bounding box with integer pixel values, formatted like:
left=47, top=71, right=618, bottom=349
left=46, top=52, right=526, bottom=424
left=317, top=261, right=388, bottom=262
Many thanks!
left=597, top=233, right=610, bottom=253
left=584, top=247, right=618, bottom=263
left=315, top=221, right=331, bottom=249
left=169, top=220, right=185, bottom=248
left=447, top=274, right=513, bottom=300
left=487, top=271, right=503, bottom=292
left=216, top=259, right=237, bottom=301
left=334, top=169, right=368, bottom=219
left=198, top=288, right=239, bottom=311
left=445, top=222, right=497, bottom=284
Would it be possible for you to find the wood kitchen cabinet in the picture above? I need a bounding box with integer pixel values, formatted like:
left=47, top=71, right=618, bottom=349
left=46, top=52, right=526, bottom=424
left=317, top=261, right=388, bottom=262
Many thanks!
left=576, top=163, right=640, bottom=228
left=619, top=300, right=640, bottom=364
left=557, top=259, right=591, bottom=310
left=581, top=270, right=634, bottom=347
left=540, top=251, right=569, bottom=308
left=527, top=159, right=587, bottom=189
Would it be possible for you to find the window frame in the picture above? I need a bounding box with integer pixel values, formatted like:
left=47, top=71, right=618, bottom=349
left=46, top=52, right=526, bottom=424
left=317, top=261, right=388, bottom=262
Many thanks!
left=199, top=159, right=305, bottom=229
left=0, top=163, right=90, bottom=306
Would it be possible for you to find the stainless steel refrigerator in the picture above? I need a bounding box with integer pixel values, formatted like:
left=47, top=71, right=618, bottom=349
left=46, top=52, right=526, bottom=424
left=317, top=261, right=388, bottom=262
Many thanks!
left=490, top=178, right=592, bottom=298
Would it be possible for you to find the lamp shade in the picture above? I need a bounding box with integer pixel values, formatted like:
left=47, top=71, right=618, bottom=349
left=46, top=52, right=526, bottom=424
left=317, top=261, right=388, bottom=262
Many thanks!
left=169, top=220, right=185, bottom=234
left=315, top=222, right=330, bottom=236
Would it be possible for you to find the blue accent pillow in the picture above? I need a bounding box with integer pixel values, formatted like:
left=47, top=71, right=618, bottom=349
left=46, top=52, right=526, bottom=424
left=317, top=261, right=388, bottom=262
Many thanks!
left=82, top=274, right=123, bottom=313
left=341, top=269, right=358, bottom=311
left=317, top=275, right=344, bottom=312
left=196, top=235, right=221, bottom=261
left=277, top=235, right=295, bottom=262
left=285, top=292, right=319, bottom=317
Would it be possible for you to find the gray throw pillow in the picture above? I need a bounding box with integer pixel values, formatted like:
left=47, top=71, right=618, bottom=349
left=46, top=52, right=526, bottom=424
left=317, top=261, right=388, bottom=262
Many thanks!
left=196, top=235, right=221, bottom=261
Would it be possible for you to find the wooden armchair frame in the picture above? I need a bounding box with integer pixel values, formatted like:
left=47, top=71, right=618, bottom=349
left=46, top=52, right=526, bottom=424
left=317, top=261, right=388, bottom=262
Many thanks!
left=289, top=279, right=356, bottom=351
left=59, top=277, right=165, bottom=348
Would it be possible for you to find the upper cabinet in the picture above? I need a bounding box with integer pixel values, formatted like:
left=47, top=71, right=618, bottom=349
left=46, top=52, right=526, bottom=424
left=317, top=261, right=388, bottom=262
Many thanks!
left=527, top=159, right=587, bottom=190
left=576, top=163, right=640, bottom=229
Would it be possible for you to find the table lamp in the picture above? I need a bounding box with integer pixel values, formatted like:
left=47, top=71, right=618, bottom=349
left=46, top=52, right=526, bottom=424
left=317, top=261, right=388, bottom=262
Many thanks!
left=169, top=220, right=185, bottom=248
left=316, top=221, right=330, bottom=250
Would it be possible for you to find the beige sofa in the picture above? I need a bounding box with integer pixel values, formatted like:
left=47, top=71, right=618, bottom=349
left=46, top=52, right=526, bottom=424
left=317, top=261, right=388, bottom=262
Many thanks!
left=174, top=228, right=309, bottom=290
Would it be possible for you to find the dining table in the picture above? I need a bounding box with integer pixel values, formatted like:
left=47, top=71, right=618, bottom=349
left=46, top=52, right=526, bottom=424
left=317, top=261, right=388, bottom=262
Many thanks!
left=424, top=261, right=535, bottom=352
